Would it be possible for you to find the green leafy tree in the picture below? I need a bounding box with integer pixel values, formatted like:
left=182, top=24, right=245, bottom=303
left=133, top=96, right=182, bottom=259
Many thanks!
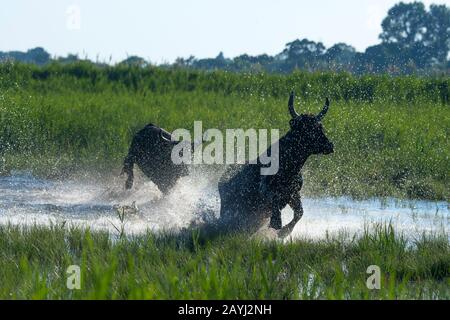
left=380, top=2, right=427, bottom=48
left=425, top=4, right=450, bottom=64
left=379, top=2, right=449, bottom=71
left=119, top=56, right=148, bottom=67
left=324, top=43, right=356, bottom=71
left=280, top=38, right=326, bottom=72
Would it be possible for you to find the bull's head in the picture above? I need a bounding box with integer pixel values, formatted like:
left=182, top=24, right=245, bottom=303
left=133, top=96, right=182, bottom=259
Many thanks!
left=288, top=92, right=334, bottom=155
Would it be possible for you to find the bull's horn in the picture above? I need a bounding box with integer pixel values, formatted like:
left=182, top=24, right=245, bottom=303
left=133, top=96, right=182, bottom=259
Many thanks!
left=316, top=98, right=330, bottom=121
left=288, top=91, right=299, bottom=118
left=159, top=129, right=172, bottom=142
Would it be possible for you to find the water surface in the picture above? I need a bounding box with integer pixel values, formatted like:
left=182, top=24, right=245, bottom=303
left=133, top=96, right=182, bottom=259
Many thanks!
left=0, top=172, right=447, bottom=240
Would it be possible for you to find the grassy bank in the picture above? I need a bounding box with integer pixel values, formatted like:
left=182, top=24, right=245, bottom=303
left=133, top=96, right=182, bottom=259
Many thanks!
left=0, top=62, right=449, bottom=200
left=0, top=224, right=448, bottom=299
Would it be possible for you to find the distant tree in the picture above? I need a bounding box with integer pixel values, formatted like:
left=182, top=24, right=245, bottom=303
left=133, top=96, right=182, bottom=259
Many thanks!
left=0, top=47, right=50, bottom=65
left=283, top=39, right=325, bottom=58
left=26, top=47, right=51, bottom=65
left=378, top=2, right=449, bottom=70
left=380, top=2, right=428, bottom=48
left=424, top=4, right=450, bottom=64
left=233, top=54, right=273, bottom=65
left=193, top=52, right=231, bottom=70
left=57, top=54, right=80, bottom=64
left=119, top=56, right=148, bottom=67
left=231, top=54, right=273, bottom=72
left=174, top=55, right=196, bottom=68
left=324, top=43, right=356, bottom=70
left=280, top=38, right=326, bottom=72
left=360, top=43, right=411, bottom=74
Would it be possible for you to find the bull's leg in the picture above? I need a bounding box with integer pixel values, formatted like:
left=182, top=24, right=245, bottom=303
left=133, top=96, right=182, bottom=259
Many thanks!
left=278, top=193, right=303, bottom=239
left=269, top=201, right=282, bottom=230
left=260, top=176, right=283, bottom=230
left=122, top=154, right=135, bottom=190
left=124, top=169, right=134, bottom=190
left=122, top=136, right=141, bottom=190
left=158, top=180, right=174, bottom=195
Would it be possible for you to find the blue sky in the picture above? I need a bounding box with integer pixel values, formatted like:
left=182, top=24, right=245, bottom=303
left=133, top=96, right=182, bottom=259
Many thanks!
left=1, top=0, right=448, bottom=63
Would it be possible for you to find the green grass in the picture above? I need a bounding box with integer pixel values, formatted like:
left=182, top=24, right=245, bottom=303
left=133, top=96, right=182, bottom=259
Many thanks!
left=0, top=223, right=448, bottom=299
left=0, top=63, right=448, bottom=300
left=0, top=62, right=448, bottom=200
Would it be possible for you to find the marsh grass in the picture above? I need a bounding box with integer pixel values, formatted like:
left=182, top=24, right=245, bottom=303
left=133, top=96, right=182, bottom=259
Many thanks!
left=0, top=63, right=448, bottom=200
left=0, top=223, right=448, bottom=299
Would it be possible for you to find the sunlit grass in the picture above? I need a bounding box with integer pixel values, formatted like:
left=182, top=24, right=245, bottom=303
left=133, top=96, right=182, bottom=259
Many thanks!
left=0, top=224, right=447, bottom=299
left=0, top=62, right=448, bottom=200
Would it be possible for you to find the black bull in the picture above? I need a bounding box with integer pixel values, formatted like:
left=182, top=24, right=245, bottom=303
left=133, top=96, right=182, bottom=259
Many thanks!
left=122, top=124, right=191, bottom=194
left=218, top=93, right=334, bottom=237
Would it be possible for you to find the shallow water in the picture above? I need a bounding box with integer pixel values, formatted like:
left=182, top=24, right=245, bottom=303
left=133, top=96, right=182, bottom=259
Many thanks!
left=0, top=172, right=448, bottom=240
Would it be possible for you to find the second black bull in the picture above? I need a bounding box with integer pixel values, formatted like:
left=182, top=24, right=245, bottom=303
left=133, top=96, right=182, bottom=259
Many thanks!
left=122, top=124, right=191, bottom=194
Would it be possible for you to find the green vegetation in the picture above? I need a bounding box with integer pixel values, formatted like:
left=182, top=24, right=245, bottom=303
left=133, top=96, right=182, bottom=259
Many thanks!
left=0, top=63, right=448, bottom=300
left=1, top=63, right=448, bottom=200
left=0, top=224, right=447, bottom=299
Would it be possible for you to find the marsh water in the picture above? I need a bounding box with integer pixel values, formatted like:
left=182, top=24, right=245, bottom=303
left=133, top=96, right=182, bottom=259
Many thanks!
left=0, top=172, right=448, bottom=240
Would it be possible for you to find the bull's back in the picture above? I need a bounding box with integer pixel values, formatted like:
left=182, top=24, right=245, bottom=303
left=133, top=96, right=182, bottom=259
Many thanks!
left=131, top=124, right=188, bottom=180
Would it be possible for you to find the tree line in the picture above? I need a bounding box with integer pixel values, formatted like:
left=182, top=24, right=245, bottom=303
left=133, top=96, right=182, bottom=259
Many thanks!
left=173, top=2, right=449, bottom=75
left=1, top=1, right=448, bottom=75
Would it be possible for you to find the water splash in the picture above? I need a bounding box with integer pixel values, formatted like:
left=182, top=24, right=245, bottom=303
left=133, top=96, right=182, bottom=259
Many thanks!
left=0, top=170, right=220, bottom=234
left=0, top=171, right=447, bottom=240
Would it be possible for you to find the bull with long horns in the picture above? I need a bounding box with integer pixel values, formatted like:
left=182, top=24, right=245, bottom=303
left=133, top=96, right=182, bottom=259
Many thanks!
left=218, top=92, right=334, bottom=238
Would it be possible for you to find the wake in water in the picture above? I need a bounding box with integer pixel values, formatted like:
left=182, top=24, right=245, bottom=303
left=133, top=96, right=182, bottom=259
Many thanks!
left=0, top=170, right=448, bottom=240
